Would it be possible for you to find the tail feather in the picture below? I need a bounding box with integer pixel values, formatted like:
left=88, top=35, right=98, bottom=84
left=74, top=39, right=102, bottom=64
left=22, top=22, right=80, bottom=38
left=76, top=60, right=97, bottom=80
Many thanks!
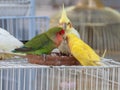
left=0, top=52, right=26, bottom=60
left=13, top=47, right=32, bottom=52
left=95, top=61, right=106, bottom=66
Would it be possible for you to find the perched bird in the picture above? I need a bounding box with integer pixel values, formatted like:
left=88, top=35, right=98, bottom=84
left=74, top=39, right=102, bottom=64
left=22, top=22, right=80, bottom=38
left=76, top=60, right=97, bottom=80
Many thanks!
left=58, top=5, right=80, bottom=55
left=59, top=5, right=80, bottom=38
left=66, top=33, right=105, bottom=66
left=0, top=28, right=23, bottom=52
left=0, top=27, right=24, bottom=60
left=13, top=27, right=65, bottom=55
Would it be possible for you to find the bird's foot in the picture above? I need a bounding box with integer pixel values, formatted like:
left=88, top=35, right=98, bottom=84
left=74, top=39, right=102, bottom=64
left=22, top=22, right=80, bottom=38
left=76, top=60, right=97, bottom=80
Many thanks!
left=59, top=52, right=71, bottom=57
left=51, top=52, right=61, bottom=56
left=51, top=52, right=71, bottom=57
left=0, top=54, right=5, bottom=60
left=41, top=54, right=47, bottom=61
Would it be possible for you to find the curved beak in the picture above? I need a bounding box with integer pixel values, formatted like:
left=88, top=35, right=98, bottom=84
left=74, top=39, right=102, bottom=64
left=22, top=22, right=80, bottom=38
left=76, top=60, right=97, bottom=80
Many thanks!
left=62, top=23, right=67, bottom=30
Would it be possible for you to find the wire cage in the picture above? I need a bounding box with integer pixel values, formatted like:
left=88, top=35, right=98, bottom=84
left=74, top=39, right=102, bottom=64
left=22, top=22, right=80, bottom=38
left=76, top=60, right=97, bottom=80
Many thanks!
left=0, top=59, right=120, bottom=90
left=50, top=0, right=120, bottom=62
left=0, top=0, right=35, bottom=16
left=0, top=16, right=50, bottom=41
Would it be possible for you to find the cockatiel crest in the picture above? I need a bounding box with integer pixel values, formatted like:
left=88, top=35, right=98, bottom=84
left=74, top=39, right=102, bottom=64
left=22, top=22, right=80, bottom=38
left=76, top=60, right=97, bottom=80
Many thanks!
left=59, top=5, right=70, bottom=24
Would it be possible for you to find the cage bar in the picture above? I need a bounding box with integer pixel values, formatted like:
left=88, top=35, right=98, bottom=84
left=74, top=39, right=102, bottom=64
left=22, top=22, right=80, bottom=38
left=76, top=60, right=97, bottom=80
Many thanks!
left=0, top=0, right=35, bottom=16
left=0, top=59, right=120, bottom=90
left=0, top=16, right=50, bottom=41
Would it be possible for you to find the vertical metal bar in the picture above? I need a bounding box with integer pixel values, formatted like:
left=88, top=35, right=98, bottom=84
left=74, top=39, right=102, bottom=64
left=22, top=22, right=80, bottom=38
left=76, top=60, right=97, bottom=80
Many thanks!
left=46, top=68, right=49, bottom=90
left=94, top=68, right=96, bottom=90
left=112, top=68, right=115, bottom=90
left=107, top=68, right=109, bottom=90
left=79, top=68, right=82, bottom=90
left=84, top=69, right=88, bottom=90
left=63, top=68, right=65, bottom=90
left=118, top=68, right=120, bottom=90
left=69, top=68, right=72, bottom=90
left=18, top=68, right=21, bottom=90
left=1, top=19, right=5, bottom=29
left=0, top=69, right=3, bottom=90
left=6, top=69, right=9, bottom=90
left=105, top=68, right=107, bottom=90
left=74, top=68, right=77, bottom=90
left=22, top=18, right=25, bottom=40
left=46, top=17, right=50, bottom=30
left=40, top=68, right=43, bottom=90
left=11, top=18, right=14, bottom=37
left=29, top=68, right=32, bottom=90
left=28, top=17, right=35, bottom=40
left=95, top=68, right=99, bottom=90
left=58, top=68, right=60, bottom=90
left=52, top=68, right=55, bottom=90
left=15, top=18, right=19, bottom=39
left=29, top=0, right=35, bottom=16
left=22, top=18, right=26, bottom=40
left=6, top=18, right=9, bottom=32
left=101, top=68, right=104, bottom=90
left=34, top=68, right=37, bottom=90
left=23, top=68, right=26, bottom=90
left=12, top=68, right=15, bottom=90
left=91, top=68, right=93, bottom=90
left=19, top=18, right=22, bottom=40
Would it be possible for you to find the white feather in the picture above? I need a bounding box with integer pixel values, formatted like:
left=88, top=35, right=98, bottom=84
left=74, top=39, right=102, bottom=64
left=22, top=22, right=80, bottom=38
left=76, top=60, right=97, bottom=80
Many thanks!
left=0, top=28, right=23, bottom=52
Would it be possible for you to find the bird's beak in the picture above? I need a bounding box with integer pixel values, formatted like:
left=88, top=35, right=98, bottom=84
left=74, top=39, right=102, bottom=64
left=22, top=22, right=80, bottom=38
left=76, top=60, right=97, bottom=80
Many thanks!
left=62, top=23, right=67, bottom=30
left=63, top=34, right=66, bottom=40
left=60, top=23, right=67, bottom=40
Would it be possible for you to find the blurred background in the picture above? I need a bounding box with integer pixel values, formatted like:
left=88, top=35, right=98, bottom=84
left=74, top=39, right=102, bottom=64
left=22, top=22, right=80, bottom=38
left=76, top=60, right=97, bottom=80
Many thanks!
left=35, top=0, right=120, bottom=17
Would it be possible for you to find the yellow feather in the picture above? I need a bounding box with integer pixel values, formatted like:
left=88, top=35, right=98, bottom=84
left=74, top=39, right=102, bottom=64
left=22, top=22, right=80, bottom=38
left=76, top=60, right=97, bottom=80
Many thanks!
left=67, top=33, right=103, bottom=66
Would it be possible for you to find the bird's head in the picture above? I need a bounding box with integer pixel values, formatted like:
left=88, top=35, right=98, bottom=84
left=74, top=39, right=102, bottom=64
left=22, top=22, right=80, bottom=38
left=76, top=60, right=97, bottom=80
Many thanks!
left=46, top=27, right=65, bottom=47
left=59, top=5, right=72, bottom=31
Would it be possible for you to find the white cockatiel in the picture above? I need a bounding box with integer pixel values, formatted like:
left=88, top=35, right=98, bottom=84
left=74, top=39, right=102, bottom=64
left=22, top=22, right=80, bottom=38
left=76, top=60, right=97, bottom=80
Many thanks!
left=0, top=28, right=24, bottom=59
left=0, top=28, right=23, bottom=52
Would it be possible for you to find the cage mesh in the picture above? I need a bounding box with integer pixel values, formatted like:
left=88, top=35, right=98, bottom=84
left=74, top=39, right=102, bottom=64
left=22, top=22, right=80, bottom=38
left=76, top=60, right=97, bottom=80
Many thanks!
left=0, top=16, right=49, bottom=41
left=0, top=0, right=34, bottom=16
left=0, top=59, right=120, bottom=90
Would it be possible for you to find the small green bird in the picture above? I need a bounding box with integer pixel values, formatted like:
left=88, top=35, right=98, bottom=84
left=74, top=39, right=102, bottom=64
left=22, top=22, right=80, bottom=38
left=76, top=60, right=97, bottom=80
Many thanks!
left=13, top=27, right=65, bottom=55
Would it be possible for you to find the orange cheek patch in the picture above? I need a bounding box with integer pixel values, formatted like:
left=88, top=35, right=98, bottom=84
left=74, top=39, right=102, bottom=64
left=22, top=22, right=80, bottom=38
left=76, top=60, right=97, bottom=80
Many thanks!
left=55, top=34, right=63, bottom=47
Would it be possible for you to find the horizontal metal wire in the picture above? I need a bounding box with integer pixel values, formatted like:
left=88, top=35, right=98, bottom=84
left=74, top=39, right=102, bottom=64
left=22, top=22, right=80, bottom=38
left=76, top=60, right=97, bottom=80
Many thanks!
left=0, top=0, right=34, bottom=16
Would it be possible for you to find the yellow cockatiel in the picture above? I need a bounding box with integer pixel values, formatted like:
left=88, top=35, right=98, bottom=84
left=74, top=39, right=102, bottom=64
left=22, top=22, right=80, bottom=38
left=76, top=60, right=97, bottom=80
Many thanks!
left=67, top=33, right=105, bottom=66
left=58, top=5, right=80, bottom=55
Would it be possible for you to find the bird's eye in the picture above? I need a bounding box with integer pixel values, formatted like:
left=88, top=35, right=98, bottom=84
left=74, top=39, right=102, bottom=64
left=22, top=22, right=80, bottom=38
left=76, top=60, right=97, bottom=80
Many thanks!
left=59, top=32, right=62, bottom=35
left=59, top=30, right=65, bottom=35
left=67, top=22, right=71, bottom=25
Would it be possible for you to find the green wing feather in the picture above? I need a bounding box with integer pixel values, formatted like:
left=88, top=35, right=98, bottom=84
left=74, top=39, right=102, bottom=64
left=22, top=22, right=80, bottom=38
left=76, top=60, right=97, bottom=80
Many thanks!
left=14, top=33, right=56, bottom=55
left=25, top=33, right=50, bottom=49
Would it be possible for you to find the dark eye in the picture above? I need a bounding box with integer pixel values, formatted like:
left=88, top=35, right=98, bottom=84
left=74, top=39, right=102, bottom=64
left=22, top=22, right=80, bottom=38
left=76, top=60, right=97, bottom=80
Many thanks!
left=59, top=32, right=62, bottom=35
left=67, top=22, right=71, bottom=25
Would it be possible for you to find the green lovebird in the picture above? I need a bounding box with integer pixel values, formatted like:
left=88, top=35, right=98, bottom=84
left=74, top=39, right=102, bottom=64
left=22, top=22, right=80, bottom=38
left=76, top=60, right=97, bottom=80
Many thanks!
left=13, top=27, right=65, bottom=55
